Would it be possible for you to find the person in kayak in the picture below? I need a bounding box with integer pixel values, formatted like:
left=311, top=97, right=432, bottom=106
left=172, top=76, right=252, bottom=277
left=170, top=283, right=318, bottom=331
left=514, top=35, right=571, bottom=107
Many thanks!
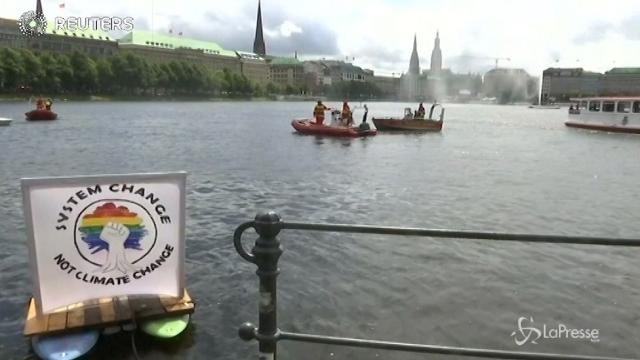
left=341, top=101, right=353, bottom=126
left=313, top=101, right=330, bottom=125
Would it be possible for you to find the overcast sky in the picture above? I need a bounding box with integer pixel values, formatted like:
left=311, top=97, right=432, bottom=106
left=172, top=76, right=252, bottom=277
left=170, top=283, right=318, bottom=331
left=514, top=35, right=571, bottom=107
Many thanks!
left=3, top=0, right=640, bottom=77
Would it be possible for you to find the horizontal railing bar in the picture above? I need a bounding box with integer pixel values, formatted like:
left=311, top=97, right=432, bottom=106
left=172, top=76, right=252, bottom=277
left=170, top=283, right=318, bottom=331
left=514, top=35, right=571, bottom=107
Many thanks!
left=278, top=331, right=636, bottom=360
left=281, top=222, right=640, bottom=246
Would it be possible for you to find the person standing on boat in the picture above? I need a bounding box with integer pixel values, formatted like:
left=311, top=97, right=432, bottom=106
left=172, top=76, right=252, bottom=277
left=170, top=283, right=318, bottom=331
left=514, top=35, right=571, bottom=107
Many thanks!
left=341, top=101, right=353, bottom=126
left=417, top=102, right=425, bottom=118
left=313, top=101, right=330, bottom=125
left=359, top=104, right=371, bottom=131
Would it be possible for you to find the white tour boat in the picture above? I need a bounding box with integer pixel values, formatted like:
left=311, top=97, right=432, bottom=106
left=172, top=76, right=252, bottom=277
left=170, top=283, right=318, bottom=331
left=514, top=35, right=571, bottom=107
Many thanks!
left=566, top=97, right=640, bottom=134
left=0, top=117, right=12, bottom=126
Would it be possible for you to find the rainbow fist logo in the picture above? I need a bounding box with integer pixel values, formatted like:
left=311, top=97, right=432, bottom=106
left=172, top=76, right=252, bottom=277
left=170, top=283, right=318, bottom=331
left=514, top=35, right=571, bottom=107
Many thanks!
left=76, top=201, right=157, bottom=274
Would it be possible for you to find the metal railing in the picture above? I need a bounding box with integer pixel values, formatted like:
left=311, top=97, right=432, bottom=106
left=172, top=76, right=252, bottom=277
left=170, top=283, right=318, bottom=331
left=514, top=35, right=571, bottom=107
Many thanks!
left=234, top=212, right=640, bottom=360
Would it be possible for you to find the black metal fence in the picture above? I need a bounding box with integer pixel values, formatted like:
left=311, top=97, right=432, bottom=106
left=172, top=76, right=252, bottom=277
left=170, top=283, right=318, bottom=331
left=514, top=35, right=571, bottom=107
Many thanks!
left=234, top=211, right=640, bottom=360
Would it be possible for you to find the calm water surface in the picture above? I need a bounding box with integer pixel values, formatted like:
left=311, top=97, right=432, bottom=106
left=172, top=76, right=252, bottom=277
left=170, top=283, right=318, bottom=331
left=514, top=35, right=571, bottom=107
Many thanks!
left=0, top=101, right=639, bottom=359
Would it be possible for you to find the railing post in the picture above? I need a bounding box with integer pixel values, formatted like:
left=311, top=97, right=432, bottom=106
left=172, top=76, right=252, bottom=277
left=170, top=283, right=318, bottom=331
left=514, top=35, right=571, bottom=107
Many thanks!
left=241, top=211, right=283, bottom=360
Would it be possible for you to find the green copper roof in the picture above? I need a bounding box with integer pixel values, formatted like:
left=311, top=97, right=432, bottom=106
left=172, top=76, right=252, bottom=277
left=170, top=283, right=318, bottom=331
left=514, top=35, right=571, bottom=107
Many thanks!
left=118, top=30, right=236, bottom=57
left=45, top=21, right=114, bottom=41
left=607, top=67, right=640, bottom=75
left=270, top=57, right=302, bottom=65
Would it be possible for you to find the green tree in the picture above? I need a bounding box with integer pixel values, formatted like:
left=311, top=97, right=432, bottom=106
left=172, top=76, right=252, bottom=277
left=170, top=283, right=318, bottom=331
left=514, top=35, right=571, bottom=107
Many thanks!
left=69, top=51, right=97, bottom=92
left=0, top=55, right=5, bottom=91
left=1, top=48, right=26, bottom=91
left=19, top=49, right=45, bottom=92
left=95, top=58, right=114, bottom=94
left=253, top=83, right=264, bottom=97
left=54, top=54, right=74, bottom=93
left=37, top=53, right=61, bottom=93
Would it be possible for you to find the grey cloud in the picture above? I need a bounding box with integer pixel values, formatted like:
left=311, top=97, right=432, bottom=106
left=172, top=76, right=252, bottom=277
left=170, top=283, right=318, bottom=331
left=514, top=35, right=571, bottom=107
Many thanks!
left=266, top=23, right=339, bottom=56
left=445, top=53, right=502, bottom=74
left=619, top=13, right=640, bottom=40
left=572, top=22, right=612, bottom=44
left=169, top=7, right=340, bottom=56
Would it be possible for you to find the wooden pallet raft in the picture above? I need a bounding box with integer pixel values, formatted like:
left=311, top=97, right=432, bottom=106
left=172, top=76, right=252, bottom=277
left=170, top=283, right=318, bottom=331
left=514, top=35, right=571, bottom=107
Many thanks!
left=24, top=290, right=195, bottom=337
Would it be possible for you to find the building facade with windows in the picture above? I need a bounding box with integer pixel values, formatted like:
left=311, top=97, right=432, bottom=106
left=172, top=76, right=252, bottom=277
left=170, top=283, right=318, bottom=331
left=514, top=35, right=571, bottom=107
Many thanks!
left=0, top=17, right=118, bottom=57
left=117, top=30, right=241, bottom=74
left=269, top=57, right=304, bottom=87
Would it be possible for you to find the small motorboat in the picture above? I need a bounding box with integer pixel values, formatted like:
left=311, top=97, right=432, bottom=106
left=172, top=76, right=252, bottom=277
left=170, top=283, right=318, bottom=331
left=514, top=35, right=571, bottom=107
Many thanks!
left=291, top=119, right=377, bottom=137
left=529, top=104, right=561, bottom=109
left=372, top=104, right=444, bottom=131
left=25, top=109, right=58, bottom=121
left=0, top=117, right=12, bottom=126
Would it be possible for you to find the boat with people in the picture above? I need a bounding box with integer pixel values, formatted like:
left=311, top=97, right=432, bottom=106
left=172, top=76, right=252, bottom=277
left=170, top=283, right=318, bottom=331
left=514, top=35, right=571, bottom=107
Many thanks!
left=25, top=97, right=58, bottom=121
left=0, top=117, right=12, bottom=126
left=372, top=103, right=444, bottom=131
left=292, top=101, right=377, bottom=137
left=565, top=97, right=640, bottom=134
left=25, top=109, right=57, bottom=121
left=291, top=119, right=377, bottom=137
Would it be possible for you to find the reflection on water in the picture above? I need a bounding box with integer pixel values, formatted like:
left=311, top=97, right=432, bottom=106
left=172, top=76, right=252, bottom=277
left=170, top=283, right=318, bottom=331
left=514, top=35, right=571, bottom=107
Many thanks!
left=0, top=101, right=639, bottom=359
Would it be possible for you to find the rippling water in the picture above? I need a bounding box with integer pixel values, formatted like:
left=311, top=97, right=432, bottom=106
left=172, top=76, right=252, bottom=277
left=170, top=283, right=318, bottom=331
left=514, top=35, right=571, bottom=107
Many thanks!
left=0, top=101, right=639, bottom=359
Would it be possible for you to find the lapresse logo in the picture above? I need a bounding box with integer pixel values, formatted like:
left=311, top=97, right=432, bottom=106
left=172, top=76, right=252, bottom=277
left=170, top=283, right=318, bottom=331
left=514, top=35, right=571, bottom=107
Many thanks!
left=511, top=316, right=600, bottom=346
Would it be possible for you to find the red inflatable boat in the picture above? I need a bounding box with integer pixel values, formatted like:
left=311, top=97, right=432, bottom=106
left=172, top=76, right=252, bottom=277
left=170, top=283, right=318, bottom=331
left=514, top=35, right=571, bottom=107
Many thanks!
left=25, top=109, right=58, bottom=121
left=291, top=119, right=377, bottom=137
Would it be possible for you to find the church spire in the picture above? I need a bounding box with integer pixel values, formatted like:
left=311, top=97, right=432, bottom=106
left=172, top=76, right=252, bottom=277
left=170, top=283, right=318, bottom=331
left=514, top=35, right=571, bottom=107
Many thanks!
left=36, top=0, right=43, bottom=16
left=430, top=31, right=442, bottom=73
left=408, top=34, right=420, bottom=75
left=253, top=0, right=266, bottom=56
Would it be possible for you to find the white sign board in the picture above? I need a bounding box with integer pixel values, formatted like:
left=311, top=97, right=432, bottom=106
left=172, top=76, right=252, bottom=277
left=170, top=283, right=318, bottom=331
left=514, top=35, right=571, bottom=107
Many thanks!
left=22, top=172, right=186, bottom=314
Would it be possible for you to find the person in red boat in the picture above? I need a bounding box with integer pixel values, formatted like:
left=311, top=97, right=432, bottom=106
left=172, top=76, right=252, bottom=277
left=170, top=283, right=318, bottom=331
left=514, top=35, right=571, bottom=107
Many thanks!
left=35, top=97, right=45, bottom=110
left=45, top=98, right=53, bottom=111
left=341, top=101, right=353, bottom=126
left=313, top=100, right=330, bottom=125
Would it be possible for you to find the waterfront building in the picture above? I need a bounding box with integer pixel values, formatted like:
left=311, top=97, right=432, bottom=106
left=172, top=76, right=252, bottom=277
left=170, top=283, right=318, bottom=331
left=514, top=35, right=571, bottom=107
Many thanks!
left=0, top=1, right=117, bottom=57
left=600, top=68, right=640, bottom=96
left=401, top=34, right=422, bottom=100
left=400, top=32, right=446, bottom=101
left=237, top=51, right=270, bottom=85
left=541, top=67, right=600, bottom=103
left=117, top=30, right=241, bottom=74
left=269, top=57, right=304, bottom=87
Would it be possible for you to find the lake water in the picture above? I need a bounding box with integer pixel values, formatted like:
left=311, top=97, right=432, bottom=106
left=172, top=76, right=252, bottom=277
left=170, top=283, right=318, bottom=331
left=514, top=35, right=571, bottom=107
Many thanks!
left=0, top=101, right=639, bottom=359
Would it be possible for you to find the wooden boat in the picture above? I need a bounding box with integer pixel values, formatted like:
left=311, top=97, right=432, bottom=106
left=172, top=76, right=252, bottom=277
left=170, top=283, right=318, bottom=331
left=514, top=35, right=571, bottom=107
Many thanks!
left=566, top=97, right=640, bottom=134
left=0, top=117, right=12, bottom=126
left=372, top=104, right=444, bottom=131
left=291, top=119, right=377, bottom=137
left=25, top=109, right=57, bottom=121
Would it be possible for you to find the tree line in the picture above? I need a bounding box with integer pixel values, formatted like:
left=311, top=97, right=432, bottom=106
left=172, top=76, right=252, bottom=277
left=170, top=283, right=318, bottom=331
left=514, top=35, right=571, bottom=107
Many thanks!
left=0, top=48, right=387, bottom=99
left=0, top=48, right=309, bottom=97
